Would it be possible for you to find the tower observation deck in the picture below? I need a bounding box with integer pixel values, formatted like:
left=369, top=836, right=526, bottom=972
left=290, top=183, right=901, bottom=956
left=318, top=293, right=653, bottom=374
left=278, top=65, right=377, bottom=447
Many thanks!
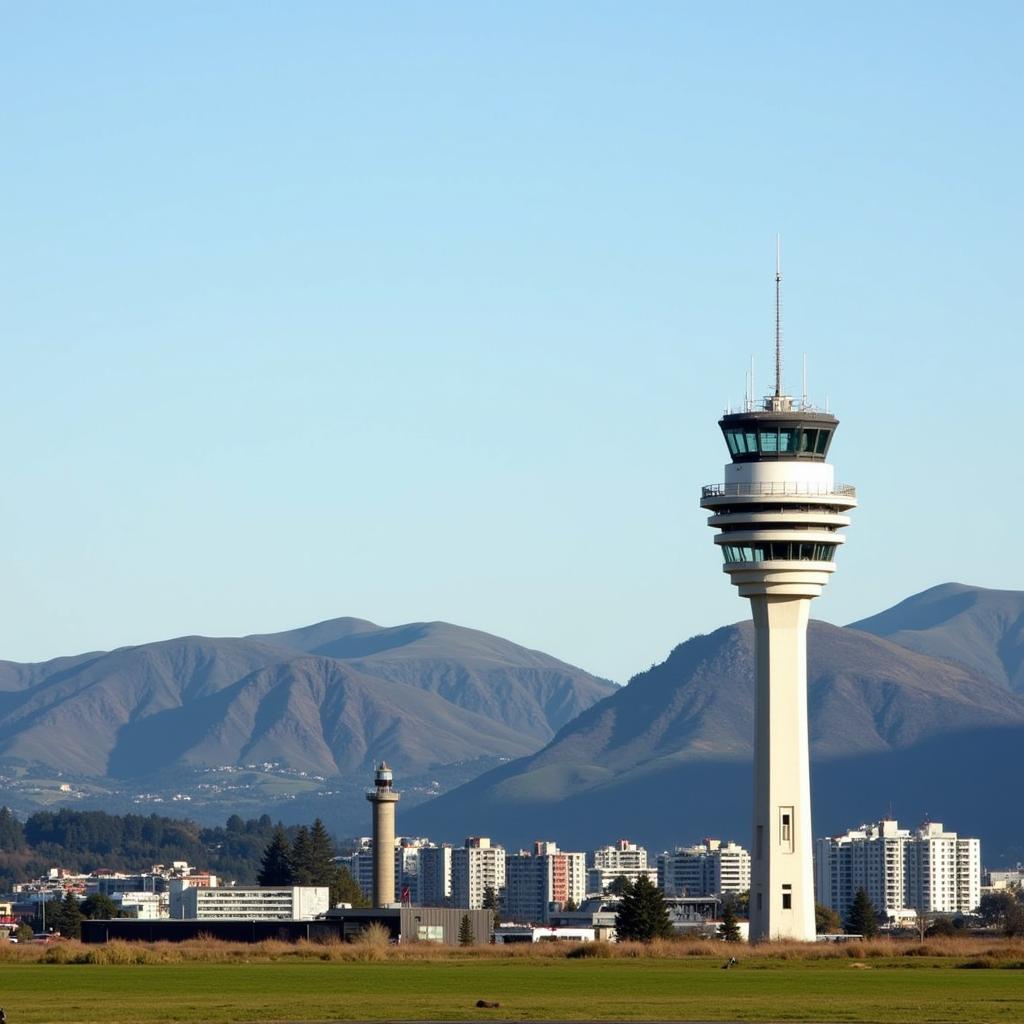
left=699, top=249, right=856, bottom=941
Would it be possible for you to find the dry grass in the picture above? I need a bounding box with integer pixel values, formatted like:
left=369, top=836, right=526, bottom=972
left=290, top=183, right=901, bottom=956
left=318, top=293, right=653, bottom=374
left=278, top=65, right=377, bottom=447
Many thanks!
left=2, top=932, right=1022, bottom=966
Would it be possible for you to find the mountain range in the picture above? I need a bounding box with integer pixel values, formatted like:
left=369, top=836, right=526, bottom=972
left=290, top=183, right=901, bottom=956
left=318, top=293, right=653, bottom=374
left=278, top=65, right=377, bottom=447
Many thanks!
left=0, top=618, right=614, bottom=797
left=1, top=583, right=1021, bottom=863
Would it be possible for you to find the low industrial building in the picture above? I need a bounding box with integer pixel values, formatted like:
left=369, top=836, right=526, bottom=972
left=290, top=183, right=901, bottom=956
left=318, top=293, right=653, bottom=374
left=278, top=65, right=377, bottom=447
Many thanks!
left=82, top=906, right=493, bottom=945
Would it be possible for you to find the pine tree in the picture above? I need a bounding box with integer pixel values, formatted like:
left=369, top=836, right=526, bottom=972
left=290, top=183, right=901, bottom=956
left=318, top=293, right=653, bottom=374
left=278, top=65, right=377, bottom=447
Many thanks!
left=80, top=893, right=119, bottom=920
left=257, top=826, right=294, bottom=886
left=291, top=826, right=313, bottom=885
left=614, top=876, right=674, bottom=942
left=846, top=888, right=879, bottom=937
left=0, top=806, right=24, bottom=850
left=718, top=900, right=741, bottom=942
left=458, top=913, right=475, bottom=946
left=307, top=819, right=337, bottom=884
left=57, top=892, right=83, bottom=939
left=330, top=864, right=370, bottom=908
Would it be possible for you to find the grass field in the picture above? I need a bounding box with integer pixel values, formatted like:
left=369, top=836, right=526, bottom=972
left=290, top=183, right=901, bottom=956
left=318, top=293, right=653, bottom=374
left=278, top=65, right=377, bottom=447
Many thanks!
left=2, top=953, right=1023, bottom=1024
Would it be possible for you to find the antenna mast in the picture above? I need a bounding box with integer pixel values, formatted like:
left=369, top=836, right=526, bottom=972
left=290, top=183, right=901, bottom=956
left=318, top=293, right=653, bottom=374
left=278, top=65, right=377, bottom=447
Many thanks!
left=774, top=234, right=783, bottom=397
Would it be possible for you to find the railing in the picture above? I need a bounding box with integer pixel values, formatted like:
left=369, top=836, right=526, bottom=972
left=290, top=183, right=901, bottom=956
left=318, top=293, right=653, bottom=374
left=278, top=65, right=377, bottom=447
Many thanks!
left=701, top=482, right=856, bottom=499
left=366, top=788, right=401, bottom=799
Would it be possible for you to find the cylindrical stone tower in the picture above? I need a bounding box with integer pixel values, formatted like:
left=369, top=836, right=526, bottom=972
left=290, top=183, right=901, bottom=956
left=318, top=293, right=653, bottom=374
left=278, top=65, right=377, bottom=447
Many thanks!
left=365, top=761, right=400, bottom=908
left=699, top=259, right=856, bottom=941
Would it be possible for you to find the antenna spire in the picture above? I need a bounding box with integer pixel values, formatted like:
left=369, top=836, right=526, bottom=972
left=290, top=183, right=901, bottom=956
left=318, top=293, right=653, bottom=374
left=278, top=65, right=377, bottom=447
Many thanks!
left=774, top=234, right=783, bottom=397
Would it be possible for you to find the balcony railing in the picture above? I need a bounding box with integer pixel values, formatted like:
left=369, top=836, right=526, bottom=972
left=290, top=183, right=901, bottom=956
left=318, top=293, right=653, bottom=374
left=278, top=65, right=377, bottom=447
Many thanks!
left=701, top=482, right=856, bottom=499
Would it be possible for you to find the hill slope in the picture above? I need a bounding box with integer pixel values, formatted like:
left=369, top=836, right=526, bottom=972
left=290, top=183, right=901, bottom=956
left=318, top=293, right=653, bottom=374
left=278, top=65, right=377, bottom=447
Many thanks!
left=405, top=601, right=1024, bottom=862
left=849, top=582, right=1024, bottom=692
left=0, top=619, right=615, bottom=780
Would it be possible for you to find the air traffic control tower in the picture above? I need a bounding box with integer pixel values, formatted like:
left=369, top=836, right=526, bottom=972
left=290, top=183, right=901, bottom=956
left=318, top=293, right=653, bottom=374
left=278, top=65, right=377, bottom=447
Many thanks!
left=366, top=762, right=400, bottom=908
left=699, top=249, right=856, bottom=941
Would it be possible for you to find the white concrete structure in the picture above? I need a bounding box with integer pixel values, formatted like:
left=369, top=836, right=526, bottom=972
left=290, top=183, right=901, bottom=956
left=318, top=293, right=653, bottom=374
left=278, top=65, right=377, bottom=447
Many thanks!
left=816, top=819, right=981, bottom=920
left=113, top=891, right=167, bottom=919
left=588, top=840, right=658, bottom=895
left=505, top=841, right=587, bottom=924
left=658, top=840, right=751, bottom=898
left=365, top=762, right=401, bottom=908
left=451, top=837, right=506, bottom=910
left=700, top=254, right=856, bottom=941
left=170, top=884, right=329, bottom=920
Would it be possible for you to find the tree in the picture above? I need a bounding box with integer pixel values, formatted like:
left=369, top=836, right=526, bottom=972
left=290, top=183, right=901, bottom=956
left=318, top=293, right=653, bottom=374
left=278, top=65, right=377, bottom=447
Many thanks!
left=481, top=885, right=501, bottom=929
left=925, top=916, right=959, bottom=937
left=458, top=913, right=475, bottom=946
left=55, top=892, right=83, bottom=939
left=306, top=819, right=337, bottom=883
left=845, top=888, right=879, bottom=937
left=257, top=826, right=295, bottom=886
left=330, top=865, right=369, bottom=909
left=563, top=897, right=579, bottom=912
left=615, top=877, right=674, bottom=942
left=15, top=921, right=34, bottom=942
left=718, top=900, right=741, bottom=942
left=979, top=891, right=1021, bottom=932
left=80, top=893, right=120, bottom=920
left=815, top=903, right=842, bottom=934
left=607, top=874, right=631, bottom=896
left=0, top=806, right=24, bottom=850
left=290, top=826, right=313, bottom=885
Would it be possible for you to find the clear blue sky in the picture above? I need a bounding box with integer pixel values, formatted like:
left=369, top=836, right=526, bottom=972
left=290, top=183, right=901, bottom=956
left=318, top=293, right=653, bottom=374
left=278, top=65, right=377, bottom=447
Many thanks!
left=1, top=3, right=1020, bottom=682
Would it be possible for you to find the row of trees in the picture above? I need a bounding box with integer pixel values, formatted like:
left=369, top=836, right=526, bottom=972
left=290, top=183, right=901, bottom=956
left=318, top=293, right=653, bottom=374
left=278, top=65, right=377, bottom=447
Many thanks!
left=256, top=819, right=366, bottom=907
left=0, top=806, right=289, bottom=890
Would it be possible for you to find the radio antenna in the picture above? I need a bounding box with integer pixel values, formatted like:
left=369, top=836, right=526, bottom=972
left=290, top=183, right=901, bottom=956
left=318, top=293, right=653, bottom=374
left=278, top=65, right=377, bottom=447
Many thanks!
left=774, top=234, right=783, bottom=398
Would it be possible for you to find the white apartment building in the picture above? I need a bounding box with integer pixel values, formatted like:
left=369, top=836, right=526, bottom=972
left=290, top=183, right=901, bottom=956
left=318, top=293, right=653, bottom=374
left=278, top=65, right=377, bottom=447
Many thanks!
left=658, top=840, right=751, bottom=898
left=113, top=891, right=167, bottom=919
left=169, top=882, right=329, bottom=920
left=587, top=839, right=658, bottom=894
left=451, top=837, right=506, bottom=910
left=505, top=841, right=586, bottom=924
left=815, top=820, right=981, bottom=920
left=418, top=844, right=453, bottom=906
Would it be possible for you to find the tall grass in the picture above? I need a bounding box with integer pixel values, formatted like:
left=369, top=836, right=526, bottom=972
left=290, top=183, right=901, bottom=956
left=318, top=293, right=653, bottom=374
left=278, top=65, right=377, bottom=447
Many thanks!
left=4, top=933, right=1023, bottom=965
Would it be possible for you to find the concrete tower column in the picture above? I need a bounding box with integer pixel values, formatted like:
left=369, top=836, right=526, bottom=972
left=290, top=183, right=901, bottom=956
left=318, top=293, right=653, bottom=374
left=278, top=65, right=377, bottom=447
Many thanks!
left=366, top=762, right=400, bottom=908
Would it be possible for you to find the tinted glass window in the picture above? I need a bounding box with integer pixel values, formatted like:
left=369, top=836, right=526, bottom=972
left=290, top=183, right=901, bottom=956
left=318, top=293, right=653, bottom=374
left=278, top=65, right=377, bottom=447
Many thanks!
left=779, top=428, right=797, bottom=452
left=759, top=430, right=778, bottom=453
left=800, top=429, right=817, bottom=453
left=725, top=432, right=741, bottom=455
left=815, top=430, right=830, bottom=454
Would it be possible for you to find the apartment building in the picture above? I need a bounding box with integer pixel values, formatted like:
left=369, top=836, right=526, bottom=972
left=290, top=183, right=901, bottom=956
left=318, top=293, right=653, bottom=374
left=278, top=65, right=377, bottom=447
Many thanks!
left=658, top=840, right=751, bottom=898
left=451, top=837, right=506, bottom=910
left=587, top=839, right=658, bottom=894
left=505, top=841, right=586, bottom=924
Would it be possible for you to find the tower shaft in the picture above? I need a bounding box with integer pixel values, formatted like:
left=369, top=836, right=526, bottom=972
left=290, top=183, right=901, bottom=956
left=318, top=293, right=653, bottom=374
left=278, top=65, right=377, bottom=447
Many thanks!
left=749, top=595, right=815, bottom=940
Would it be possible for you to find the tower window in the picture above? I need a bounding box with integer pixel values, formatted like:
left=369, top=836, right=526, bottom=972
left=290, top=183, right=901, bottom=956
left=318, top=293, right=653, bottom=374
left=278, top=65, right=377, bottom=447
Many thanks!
left=759, top=429, right=779, bottom=453
left=815, top=430, right=831, bottom=454
left=779, top=428, right=797, bottom=452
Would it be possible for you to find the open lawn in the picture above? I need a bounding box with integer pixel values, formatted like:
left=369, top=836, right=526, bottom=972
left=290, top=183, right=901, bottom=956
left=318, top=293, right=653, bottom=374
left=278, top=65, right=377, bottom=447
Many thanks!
left=1, top=955, right=1023, bottom=1024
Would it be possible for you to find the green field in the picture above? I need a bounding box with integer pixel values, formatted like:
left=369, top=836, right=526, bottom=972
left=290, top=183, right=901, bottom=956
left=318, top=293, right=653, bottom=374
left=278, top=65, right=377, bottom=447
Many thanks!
left=2, top=958, right=1023, bottom=1024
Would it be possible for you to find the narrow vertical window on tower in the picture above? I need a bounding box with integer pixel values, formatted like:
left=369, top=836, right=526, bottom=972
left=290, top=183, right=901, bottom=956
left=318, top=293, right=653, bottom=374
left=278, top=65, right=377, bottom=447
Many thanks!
left=780, top=807, right=794, bottom=852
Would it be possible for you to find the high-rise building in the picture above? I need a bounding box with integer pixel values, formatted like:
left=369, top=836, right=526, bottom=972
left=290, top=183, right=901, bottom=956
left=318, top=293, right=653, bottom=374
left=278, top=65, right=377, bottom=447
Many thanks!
left=365, top=762, right=400, bottom=907
left=587, top=840, right=657, bottom=894
left=418, top=843, right=454, bottom=906
left=343, top=835, right=432, bottom=905
left=658, top=840, right=751, bottom=898
left=505, top=841, right=586, bottom=924
left=816, top=819, right=981, bottom=920
left=699, top=244, right=856, bottom=941
left=451, top=837, right=506, bottom=910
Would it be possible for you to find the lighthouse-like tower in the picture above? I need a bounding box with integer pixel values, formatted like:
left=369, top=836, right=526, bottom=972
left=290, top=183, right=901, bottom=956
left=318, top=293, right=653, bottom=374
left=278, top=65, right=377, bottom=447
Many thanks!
left=365, top=762, right=400, bottom=908
left=699, top=248, right=856, bottom=941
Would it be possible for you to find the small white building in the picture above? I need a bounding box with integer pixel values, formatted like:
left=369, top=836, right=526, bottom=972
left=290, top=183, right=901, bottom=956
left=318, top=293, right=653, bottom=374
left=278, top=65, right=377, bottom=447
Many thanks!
left=169, top=883, right=329, bottom=920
